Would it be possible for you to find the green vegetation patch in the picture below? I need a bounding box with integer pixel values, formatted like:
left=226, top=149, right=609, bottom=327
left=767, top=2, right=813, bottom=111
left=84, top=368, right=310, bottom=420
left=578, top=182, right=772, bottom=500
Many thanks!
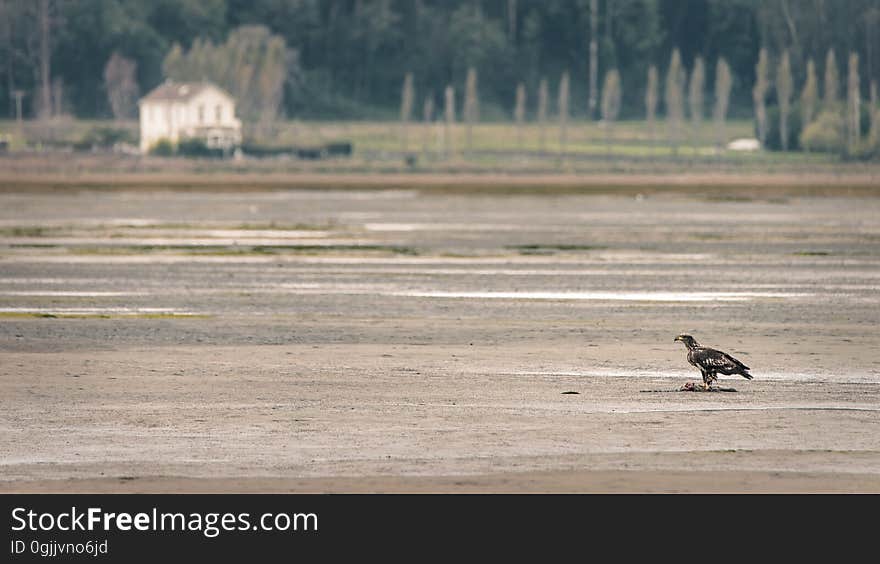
left=60, top=243, right=420, bottom=256
left=0, top=312, right=210, bottom=319
left=0, top=226, right=56, bottom=237
left=506, top=244, right=606, bottom=255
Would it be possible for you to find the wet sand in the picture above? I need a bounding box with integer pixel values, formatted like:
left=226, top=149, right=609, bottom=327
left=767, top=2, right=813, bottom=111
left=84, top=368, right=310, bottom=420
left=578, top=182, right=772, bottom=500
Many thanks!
left=1, top=186, right=879, bottom=492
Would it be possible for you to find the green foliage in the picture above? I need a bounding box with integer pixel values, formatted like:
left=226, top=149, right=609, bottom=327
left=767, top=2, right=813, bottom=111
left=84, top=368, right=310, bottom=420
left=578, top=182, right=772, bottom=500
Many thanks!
left=752, top=48, right=770, bottom=146
left=824, top=49, right=840, bottom=111
left=149, top=138, right=175, bottom=156
left=177, top=137, right=224, bottom=158
left=77, top=126, right=138, bottom=149
left=800, top=59, right=819, bottom=126
left=799, top=106, right=873, bottom=154
left=798, top=113, right=844, bottom=154
left=163, top=25, right=291, bottom=126
left=601, top=70, right=622, bottom=123
left=2, top=0, right=878, bottom=123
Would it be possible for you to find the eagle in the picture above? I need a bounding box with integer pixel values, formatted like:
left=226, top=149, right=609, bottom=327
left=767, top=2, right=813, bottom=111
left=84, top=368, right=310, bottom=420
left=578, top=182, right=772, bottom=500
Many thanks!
left=674, top=334, right=752, bottom=389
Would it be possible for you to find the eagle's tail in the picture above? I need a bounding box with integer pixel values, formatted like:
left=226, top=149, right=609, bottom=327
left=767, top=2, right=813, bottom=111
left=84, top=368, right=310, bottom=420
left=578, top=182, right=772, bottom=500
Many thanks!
left=741, top=370, right=753, bottom=380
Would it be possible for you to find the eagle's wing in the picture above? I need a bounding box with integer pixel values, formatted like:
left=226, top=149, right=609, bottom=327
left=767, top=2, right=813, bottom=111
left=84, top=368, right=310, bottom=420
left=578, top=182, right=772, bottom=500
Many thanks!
left=694, top=348, right=749, bottom=372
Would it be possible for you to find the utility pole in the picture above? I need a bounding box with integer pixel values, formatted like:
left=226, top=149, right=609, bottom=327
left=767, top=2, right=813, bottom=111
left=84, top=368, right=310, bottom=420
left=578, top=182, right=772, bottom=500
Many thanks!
left=588, top=0, right=598, bottom=120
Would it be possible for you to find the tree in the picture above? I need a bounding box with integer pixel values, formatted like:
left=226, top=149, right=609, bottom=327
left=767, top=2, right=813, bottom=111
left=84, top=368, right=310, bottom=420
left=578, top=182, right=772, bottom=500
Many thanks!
left=847, top=52, right=860, bottom=150
left=871, top=80, right=879, bottom=150
left=869, top=80, right=879, bottom=154
left=776, top=50, right=793, bottom=151
left=665, top=49, right=686, bottom=155
left=399, top=72, right=414, bottom=152
left=713, top=57, right=733, bottom=151
left=464, top=67, right=479, bottom=154
left=103, top=52, right=139, bottom=120
left=163, top=25, right=291, bottom=132
left=447, top=4, right=510, bottom=95
left=558, top=71, right=570, bottom=154
left=537, top=78, right=548, bottom=152
left=588, top=0, right=599, bottom=120
left=514, top=82, right=526, bottom=150
left=38, top=0, right=51, bottom=119
left=800, top=110, right=845, bottom=153
left=753, top=47, right=770, bottom=147
left=824, top=48, right=839, bottom=111
left=422, top=94, right=434, bottom=157
left=688, top=56, right=705, bottom=153
left=601, top=69, right=622, bottom=155
left=444, top=84, right=455, bottom=158
left=801, top=58, right=818, bottom=129
left=645, top=65, right=658, bottom=151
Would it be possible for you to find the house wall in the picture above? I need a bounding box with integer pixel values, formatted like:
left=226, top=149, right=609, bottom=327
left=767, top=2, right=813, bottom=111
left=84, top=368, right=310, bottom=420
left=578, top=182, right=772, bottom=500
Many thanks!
left=138, top=87, right=241, bottom=153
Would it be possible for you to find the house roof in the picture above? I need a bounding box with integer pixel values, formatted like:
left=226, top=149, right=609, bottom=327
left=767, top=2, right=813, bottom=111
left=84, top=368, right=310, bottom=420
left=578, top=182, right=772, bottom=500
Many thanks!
left=140, top=81, right=234, bottom=104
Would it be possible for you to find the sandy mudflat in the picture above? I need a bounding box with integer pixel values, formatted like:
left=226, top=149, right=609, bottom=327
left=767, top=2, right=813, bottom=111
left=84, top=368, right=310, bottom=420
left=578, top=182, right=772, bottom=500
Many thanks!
left=1, top=186, right=879, bottom=492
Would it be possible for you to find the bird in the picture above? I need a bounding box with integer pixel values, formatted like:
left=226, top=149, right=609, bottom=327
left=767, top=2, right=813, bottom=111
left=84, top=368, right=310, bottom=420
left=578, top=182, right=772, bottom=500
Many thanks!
left=674, top=334, right=752, bottom=390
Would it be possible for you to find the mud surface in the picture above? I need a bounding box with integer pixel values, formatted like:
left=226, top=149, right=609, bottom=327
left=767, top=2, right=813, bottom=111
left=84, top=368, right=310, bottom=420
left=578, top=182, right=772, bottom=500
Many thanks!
left=1, top=187, right=879, bottom=492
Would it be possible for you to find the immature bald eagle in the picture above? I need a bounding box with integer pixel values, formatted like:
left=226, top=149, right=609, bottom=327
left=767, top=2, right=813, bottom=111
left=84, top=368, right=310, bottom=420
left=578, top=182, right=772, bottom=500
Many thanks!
left=674, top=334, right=752, bottom=389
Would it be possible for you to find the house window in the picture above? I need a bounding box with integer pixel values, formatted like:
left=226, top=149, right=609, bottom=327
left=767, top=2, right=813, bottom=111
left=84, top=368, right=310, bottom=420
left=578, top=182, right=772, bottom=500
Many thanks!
left=215, top=105, right=222, bottom=123
left=198, top=105, right=205, bottom=124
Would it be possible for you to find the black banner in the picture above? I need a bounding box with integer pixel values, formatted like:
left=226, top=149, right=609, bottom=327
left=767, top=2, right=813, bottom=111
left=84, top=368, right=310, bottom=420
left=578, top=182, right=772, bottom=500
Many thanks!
left=1, top=494, right=872, bottom=560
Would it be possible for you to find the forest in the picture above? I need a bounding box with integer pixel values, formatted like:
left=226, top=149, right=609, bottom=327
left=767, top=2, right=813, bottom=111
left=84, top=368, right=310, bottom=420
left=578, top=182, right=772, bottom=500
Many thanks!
left=0, top=0, right=877, bottom=122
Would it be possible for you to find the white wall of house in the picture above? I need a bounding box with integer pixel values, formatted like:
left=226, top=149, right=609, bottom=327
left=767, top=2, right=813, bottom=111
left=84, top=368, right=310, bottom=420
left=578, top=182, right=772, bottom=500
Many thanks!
left=138, top=85, right=241, bottom=153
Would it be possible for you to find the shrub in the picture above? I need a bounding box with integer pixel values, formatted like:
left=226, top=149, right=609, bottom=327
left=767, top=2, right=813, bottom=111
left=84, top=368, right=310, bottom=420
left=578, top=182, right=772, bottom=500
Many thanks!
left=324, top=141, right=353, bottom=157
left=177, top=137, right=224, bottom=158
left=75, top=126, right=137, bottom=150
left=800, top=111, right=845, bottom=153
left=241, top=142, right=292, bottom=157
left=799, top=106, right=873, bottom=155
left=149, top=139, right=175, bottom=156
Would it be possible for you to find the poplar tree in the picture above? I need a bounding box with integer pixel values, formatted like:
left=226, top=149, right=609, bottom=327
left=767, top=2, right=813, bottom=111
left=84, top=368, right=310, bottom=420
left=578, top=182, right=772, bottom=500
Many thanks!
left=537, top=78, right=548, bottom=152
left=713, top=57, right=732, bottom=151
left=422, top=95, right=434, bottom=157
left=104, top=52, right=139, bottom=120
left=514, top=82, right=526, bottom=150
left=558, top=71, right=570, bottom=154
left=847, top=52, right=860, bottom=149
left=464, top=67, right=479, bottom=153
left=645, top=65, right=658, bottom=153
left=824, top=48, right=839, bottom=111
left=801, top=58, right=818, bottom=129
left=399, top=72, right=414, bottom=152
left=601, top=69, right=621, bottom=155
left=688, top=56, right=705, bottom=154
left=777, top=51, right=793, bottom=151
left=444, top=85, right=455, bottom=158
left=752, top=47, right=770, bottom=147
left=665, top=49, right=685, bottom=155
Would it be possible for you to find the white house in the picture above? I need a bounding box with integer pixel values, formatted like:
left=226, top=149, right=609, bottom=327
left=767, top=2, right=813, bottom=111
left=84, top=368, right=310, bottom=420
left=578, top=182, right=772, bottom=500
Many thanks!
left=138, top=81, right=242, bottom=153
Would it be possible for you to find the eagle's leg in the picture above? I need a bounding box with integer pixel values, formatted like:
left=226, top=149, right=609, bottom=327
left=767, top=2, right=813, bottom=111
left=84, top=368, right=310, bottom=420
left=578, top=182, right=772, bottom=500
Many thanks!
left=701, top=371, right=712, bottom=390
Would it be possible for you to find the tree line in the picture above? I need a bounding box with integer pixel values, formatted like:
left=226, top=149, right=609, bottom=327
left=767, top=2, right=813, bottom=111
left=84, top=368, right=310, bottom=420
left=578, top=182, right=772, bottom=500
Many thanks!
left=1, top=0, right=878, bottom=135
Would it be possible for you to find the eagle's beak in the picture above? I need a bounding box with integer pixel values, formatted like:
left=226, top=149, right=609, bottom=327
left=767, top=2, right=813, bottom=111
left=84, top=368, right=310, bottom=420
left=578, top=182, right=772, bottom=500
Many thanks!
left=673, top=336, right=681, bottom=342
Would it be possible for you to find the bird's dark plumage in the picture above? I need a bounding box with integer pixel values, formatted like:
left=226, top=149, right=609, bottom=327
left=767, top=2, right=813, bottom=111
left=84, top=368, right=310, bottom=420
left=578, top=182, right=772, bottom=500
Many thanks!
left=674, top=334, right=752, bottom=388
